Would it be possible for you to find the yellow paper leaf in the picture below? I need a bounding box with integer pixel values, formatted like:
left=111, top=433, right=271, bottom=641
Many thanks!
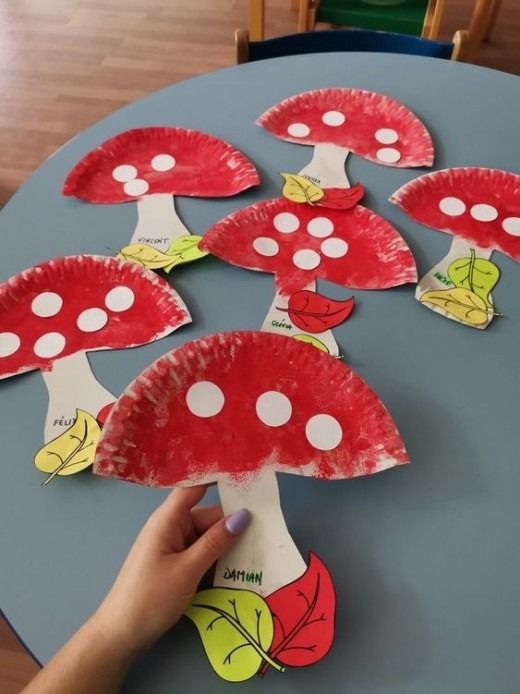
left=185, top=588, right=283, bottom=682
left=293, top=333, right=330, bottom=353
left=163, top=235, right=208, bottom=272
left=116, top=243, right=174, bottom=270
left=280, top=173, right=324, bottom=205
left=35, top=409, right=101, bottom=485
left=419, top=287, right=492, bottom=326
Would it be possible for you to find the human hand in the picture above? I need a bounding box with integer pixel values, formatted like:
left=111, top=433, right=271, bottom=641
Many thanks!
left=92, top=485, right=250, bottom=655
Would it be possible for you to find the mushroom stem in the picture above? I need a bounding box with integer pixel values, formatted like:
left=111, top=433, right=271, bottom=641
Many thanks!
left=131, top=194, right=191, bottom=251
left=260, top=280, right=339, bottom=357
left=214, top=468, right=307, bottom=597
left=41, top=351, right=115, bottom=442
left=298, top=143, right=351, bottom=189
left=415, top=236, right=496, bottom=329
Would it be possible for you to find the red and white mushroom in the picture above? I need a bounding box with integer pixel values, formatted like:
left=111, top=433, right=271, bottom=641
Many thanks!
left=63, top=127, right=260, bottom=251
left=94, top=331, right=409, bottom=596
left=257, top=88, right=434, bottom=189
left=200, top=198, right=417, bottom=354
left=0, top=255, right=190, bottom=441
left=391, top=167, right=520, bottom=328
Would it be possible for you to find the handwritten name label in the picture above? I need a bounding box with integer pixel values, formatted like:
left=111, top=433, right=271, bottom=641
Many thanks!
left=271, top=319, right=292, bottom=331
left=434, top=271, right=453, bottom=287
left=137, top=237, right=170, bottom=245
left=223, top=568, right=263, bottom=586
left=53, top=417, right=75, bottom=427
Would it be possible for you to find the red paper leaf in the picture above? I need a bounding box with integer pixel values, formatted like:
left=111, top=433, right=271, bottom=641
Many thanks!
left=279, top=290, right=355, bottom=333
left=263, top=553, right=336, bottom=671
left=96, top=403, right=114, bottom=427
left=317, top=183, right=365, bottom=210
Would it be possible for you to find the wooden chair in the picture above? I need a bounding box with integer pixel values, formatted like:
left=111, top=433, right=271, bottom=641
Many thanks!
left=236, top=26, right=469, bottom=64
left=297, top=0, right=445, bottom=39
left=467, top=0, right=503, bottom=61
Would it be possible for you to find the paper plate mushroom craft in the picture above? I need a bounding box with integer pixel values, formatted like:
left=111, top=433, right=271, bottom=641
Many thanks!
left=257, top=88, right=434, bottom=192
left=0, top=255, right=190, bottom=481
left=63, top=127, right=260, bottom=271
left=94, top=331, right=409, bottom=682
left=200, top=198, right=417, bottom=355
left=391, top=167, right=520, bottom=329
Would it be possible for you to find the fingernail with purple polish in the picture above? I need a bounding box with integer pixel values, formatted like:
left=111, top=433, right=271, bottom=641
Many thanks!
left=225, top=508, right=251, bottom=535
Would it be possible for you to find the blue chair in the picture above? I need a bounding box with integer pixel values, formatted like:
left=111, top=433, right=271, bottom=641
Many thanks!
left=235, top=27, right=468, bottom=64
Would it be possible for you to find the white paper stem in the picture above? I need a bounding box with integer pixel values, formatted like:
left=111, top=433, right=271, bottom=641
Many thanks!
left=130, top=194, right=191, bottom=251
left=214, top=468, right=307, bottom=597
left=41, top=352, right=115, bottom=442
left=416, top=237, right=495, bottom=329
left=298, top=143, right=351, bottom=189
left=260, top=280, right=339, bottom=357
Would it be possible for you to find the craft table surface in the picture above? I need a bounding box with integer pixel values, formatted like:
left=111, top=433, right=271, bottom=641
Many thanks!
left=0, top=53, right=519, bottom=693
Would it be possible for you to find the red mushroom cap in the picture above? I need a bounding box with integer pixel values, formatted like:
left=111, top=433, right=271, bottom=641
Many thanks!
left=257, top=88, right=434, bottom=168
left=200, top=197, right=417, bottom=295
left=94, top=331, right=409, bottom=485
left=390, top=167, right=520, bottom=260
left=63, top=127, right=260, bottom=203
left=0, top=255, right=190, bottom=378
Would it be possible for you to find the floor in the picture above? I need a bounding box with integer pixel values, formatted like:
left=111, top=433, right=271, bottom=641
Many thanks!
left=0, top=1, right=518, bottom=691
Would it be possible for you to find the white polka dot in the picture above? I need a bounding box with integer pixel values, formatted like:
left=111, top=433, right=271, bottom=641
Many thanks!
left=31, top=292, right=63, bottom=318
left=253, top=237, right=279, bottom=257
left=77, top=308, right=108, bottom=333
left=439, top=196, right=466, bottom=216
left=287, top=123, right=310, bottom=138
left=305, top=414, right=343, bottom=451
left=105, top=286, right=135, bottom=312
left=0, top=332, right=20, bottom=358
left=375, top=128, right=399, bottom=144
left=273, top=212, right=300, bottom=233
left=34, top=332, right=66, bottom=359
left=124, top=179, right=149, bottom=196
left=322, top=111, right=345, bottom=126
left=502, top=217, right=520, bottom=236
left=321, top=238, right=349, bottom=258
left=470, top=204, right=498, bottom=222
left=186, top=381, right=225, bottom=418
left=293, top=249, right=321, bottom=270
left=151, top=154, right=176, bottom=172
left=256, top=391, right=292, bottom=427
left=112, top=165, right=137, bottom=183
left=307, top=217, right=334, bottom=238
left=376, top=147, right=401, bottom=163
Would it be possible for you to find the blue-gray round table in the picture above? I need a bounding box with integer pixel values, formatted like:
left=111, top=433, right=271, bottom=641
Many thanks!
left=1, top=53, right=519, bottom=693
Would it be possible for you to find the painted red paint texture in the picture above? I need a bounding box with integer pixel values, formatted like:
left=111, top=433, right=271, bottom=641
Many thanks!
left=391, top=167, right=520, bottom=260
left=94, top=331, right=409, bottom=485
left=263, top=553, right=335, bottom=671
left=0, top=255, right=190, bottom=377
left=63, top=127, right=259, bottom=203
left=200, top=198, right=417, bottom=296
left=257, top=88, right=434, bottom=168
left=318, top=183, right=365, bottom=210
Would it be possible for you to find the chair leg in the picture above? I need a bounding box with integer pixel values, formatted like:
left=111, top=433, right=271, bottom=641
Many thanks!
left=422, top=0, right=445, bottom=40
left=484, top=0, right=503, bottom=41
left=467, top=0, right=494, bottom=61
left=248, top=0, right=264, bottom=41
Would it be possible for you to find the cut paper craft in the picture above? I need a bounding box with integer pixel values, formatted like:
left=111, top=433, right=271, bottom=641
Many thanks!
left=257, top=89, right=434, bottom=189
left=95, top=331, right=408, bottom=593
left=281, top=173, right=365, bottom=210
left=95, top=332, right=408, bottom=679
left=63, top=127, right=260, bottom=255
left=391, top=167, right=520, bottom=329
left=200, top=198, right=417, bottom=355
left=116, top=235, right=208, bottom=273
left=185, top=553, right=335, bottom=682
left=35, top=409, right=101, bottom=486
left=278, top=290, right=355, bottom=333
left=0, top=256, right=190, bottom=465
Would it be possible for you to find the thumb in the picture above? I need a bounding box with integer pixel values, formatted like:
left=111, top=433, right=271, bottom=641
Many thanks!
left=183, top=508, right=251, bottom=577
